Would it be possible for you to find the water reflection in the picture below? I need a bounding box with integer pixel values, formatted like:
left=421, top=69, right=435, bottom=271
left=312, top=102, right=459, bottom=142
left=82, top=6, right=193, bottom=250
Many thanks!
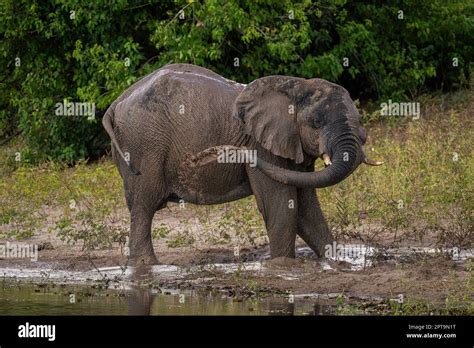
left=0, top=270, right=338, bottom=316
left=267, top=301, right=295, bottom=315
left=127, top=264, right=154, bottom=315
left=128, top=287, right=154, bottom=316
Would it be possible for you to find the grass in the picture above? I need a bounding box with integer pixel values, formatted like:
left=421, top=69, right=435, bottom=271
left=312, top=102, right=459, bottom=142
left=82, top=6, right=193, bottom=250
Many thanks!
left=335, top=261, right=474, bottom=315
left=0, top=155, right=126, bottom=249
left=0, top=87, right=472, bottom=252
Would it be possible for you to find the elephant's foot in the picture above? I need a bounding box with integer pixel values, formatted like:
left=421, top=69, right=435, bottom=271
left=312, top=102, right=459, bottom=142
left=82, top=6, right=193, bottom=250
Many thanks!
left=267, top=245, right=299, bottom=267
left=267, top=247, right=296, bottom=262
left=265, top=256, right=302, bottom=267
left=298, top=222, right=334, bottom=258
left=128, top=253, right=159, bottom=266
left=313, top=223, right=335, bottom=258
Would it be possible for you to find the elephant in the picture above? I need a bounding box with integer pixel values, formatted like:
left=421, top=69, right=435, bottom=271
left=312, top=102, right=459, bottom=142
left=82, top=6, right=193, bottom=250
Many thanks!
left=102, top=63, right=382, bottom=265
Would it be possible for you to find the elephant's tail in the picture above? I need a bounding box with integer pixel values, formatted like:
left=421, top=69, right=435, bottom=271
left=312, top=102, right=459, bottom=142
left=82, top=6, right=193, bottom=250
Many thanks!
left=102, top=106, right=141, bottom=175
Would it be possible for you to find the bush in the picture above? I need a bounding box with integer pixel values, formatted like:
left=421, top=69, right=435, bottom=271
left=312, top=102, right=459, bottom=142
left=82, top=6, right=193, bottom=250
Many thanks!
left=0, top=0, right=168, bottom=162
left=0, top=0, right=472, bottom=162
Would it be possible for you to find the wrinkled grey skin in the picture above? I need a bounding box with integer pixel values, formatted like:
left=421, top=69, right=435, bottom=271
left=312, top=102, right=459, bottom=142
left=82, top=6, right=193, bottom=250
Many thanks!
left=103, top=64, right=373, bottom=265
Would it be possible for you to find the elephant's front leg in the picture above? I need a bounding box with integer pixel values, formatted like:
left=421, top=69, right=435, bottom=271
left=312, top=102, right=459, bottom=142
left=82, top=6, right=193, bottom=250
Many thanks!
left=296, top=188, right=334, bottom=257
left=247, top=167, right=298, bottom=258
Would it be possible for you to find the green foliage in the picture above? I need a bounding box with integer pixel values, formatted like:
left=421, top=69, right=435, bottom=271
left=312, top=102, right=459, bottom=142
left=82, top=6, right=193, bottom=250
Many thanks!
left=0, top=0, right=167, bottom=162
left=0, top=0, right=472, bottom=162
left=152, top=224, right=172, bottom=239
left=166, top=230, right=195, bottom=248
left=56, top=214, right=128, bottom=251
left=150, top=0, right=472, bottom=98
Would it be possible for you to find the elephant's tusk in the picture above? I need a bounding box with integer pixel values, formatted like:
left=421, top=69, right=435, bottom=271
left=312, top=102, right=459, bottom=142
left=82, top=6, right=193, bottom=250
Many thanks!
left=363, top=156, right=384, bottom=166
left=322, top=153, right=332, bottom=166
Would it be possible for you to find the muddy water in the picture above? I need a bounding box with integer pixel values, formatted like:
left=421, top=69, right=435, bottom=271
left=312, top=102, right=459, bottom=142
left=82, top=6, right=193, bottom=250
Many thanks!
left=0, top=245, right=471, bottom=315
left=0, top=282, right=336, bottom=316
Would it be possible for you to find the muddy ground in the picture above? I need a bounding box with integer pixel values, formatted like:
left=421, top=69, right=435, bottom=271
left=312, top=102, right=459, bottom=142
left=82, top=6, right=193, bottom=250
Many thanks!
left=0, top=203, right=472, bottom=308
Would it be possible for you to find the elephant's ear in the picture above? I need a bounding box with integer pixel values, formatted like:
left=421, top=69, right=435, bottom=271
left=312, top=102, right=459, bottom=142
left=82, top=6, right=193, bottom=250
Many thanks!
left=233, top=76, right=306, bottom=164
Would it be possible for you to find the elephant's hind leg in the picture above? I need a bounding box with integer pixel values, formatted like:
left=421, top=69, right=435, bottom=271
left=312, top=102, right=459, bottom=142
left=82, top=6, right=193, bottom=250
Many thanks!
left=124, top=166, right=167, bottom=266
left=296, top=188, right=334, bottom=258
left=128, top=203, right=159, bottom=265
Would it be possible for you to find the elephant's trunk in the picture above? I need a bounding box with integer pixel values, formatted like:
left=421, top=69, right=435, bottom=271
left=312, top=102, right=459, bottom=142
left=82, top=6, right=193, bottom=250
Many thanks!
left=255, top=133, right=362, bottom=189
left=184, top=129, right=367, bottom=189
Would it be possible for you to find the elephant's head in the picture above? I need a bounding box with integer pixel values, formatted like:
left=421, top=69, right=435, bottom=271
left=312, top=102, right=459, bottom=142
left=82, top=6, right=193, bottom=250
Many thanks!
left=232, top=76, right=382, bottom=188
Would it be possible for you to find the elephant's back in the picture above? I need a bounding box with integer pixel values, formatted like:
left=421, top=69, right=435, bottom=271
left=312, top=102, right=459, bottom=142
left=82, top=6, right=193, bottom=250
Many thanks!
left=111, top=64, right=243, bottom=133
left=117, top=63, right=244, bottom=102
left=162, top=63, right=246, bottom=90
left=109, top=64, right=250, bottom=201
left=113, top=64, right=245, bottom=124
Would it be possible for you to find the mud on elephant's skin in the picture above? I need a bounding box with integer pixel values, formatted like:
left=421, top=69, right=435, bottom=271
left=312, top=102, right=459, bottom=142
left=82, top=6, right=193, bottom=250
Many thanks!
left=103, top=63, right=382, bottom=265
